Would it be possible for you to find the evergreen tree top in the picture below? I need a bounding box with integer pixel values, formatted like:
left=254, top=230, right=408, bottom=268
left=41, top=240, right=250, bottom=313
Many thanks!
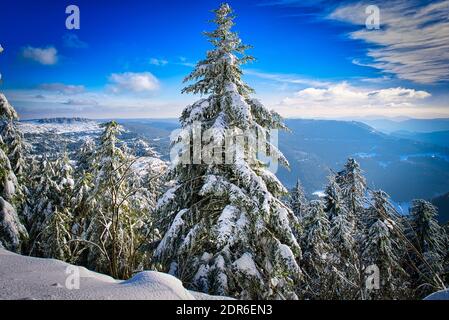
left=410, top=199, right=438, bottom=220
left=343, top=158, right=363, bottom=175
left=182, top=3, right=255, bottom=97
left=336, top=158, right=367, bottom=196
left=100, top=121, right=123, bottom=143
left=100, top=120, right=120, bottom=130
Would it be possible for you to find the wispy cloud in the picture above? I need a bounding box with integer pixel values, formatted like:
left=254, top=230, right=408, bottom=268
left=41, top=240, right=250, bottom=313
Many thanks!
left=62, top=34, right=88, bottom=49
left=107, top=72, right=160, bottom=93
left=151, top=56, right=196, bottom=68
left=245, top=69, right=332, bottom=88
left=329, top=0, right=449, bottom=84
left=63, top=98, right=98, bottom=106
left=22, top=46, right=58, bottom=65
left=259, top=0, right=330, bottom=7
left=149, top=58, right=168, bottom=66
left=39, top=83, right=85, bottom=95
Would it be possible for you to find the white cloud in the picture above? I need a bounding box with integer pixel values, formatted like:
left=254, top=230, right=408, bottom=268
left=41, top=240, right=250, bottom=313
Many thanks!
left=108, top=72, right=160, bottom=93
left=5, top=88, right=188, bottom=119
left=282, top=82, right=430, bottom=107
left=39, top=83, right=85, bottom=95
left=329, top=0, right=449, bottom=84
left=275, top=82, right=433, bottom=118
left=22, top=46, right=58, bottom=65
left=149, top=58, right=168, bottom=66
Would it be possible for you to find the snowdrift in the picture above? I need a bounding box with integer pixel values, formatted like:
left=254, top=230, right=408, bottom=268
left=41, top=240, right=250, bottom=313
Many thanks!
left=0, top=249, right=226, bottom=300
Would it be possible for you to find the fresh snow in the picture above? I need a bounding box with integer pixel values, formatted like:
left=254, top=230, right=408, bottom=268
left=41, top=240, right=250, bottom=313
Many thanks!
left=0, top=249, right=227, bottom=300
left=131, top=156, right=167, bottom=177
left=232, top=252, right=261, bottom=279
left=277, top=243, right=301, bottom=274
left=156, top=185, right=180, bottom=210
left=0, top=197, right=27, bottom=251
left=224, top=82, right=251, bottom=125
left=312, top=190, right=326, bottom=198
left=216, top=205, right=238, bottom=246
left=154, top=209, right=188, bottom=258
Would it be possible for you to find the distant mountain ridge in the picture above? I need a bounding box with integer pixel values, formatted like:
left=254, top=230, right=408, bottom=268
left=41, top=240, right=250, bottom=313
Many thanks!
left=363, top=118, right=449, bottom=133
left=19, top=117, right=449, bottom=222
left=31, top=117, right=95, bottom=124
left=391, top=130, right=449, bottom=149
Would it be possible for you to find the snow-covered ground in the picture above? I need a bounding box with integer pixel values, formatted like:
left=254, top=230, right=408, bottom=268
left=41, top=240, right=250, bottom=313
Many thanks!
left=19, top=120, right=101, bottom=135
left=131, top=156, right=167, bottom=177
left=424, top=289, right=449, bottom=300
left=0, top=249, right=227, bottom=300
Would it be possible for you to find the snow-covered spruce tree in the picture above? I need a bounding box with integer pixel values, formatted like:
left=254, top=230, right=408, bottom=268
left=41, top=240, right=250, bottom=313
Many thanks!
left=70, top=170, right=94, bottom=262
left=363, top=190, right=409, bottom=299
left=26, top=156, right=56, bottom=256
left=323, top=175, right=359, bottom=299
left=154, top=3, right=301, bottom=299
left=0, top=83, right=28, bottom=251
left=336, top=158, right=367, bottom=226
left=0, top=135, right=28, bottom=252
left=71, top=138, right=96, bottom=244
left=408, top=200, right=447, bottom=297
left=0, top=96, right=28, bottom=181
left=70, top=140, right=97, bottom=261
left=289, top=179, right=308, bottom=219
left=83, top=121, right=150, bottom=279
left=76, top=137, right=96, bottom=174
left=137, top=155, right=168, bottom=264
left=299, top=200, right=334, bottom=299
left=336, top=158, right=368, bottom=299
left=24, top=154, right=74, bottom=260
left=39, top=152, right=75, bottom=261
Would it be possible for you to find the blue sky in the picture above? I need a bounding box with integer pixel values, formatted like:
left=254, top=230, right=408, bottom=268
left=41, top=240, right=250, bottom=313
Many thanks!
left=0, top=0, right=448, bottom=119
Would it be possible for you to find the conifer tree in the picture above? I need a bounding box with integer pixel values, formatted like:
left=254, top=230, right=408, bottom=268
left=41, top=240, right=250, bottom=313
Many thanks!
left=155, top=3, right=301, bottom=299
left=76, top=137, right=96, bottom=174
left=363, top=190, right=409, bottom=299
left=71, top=138, right=97, bottom=248
left=70, top=170, right=94, bottom=262
left=27, top=156, right=56, bottom=256
left=408, top=200, right=447, bottom=297
left=289, top=179, right=308, bottom=219
left=336, top=158, right=367, bottom=226
left=0, top=135, right=28, bottom=252
left=299, top=200, right=333, bottom=299
left=324, top=175, right=358, bottom=299
left=39, top=153, right=74, bottom=261
left=83, top=121, right=149, bottom=279
left=336, top=158, right=368, bottom=299
left=0, top=74, right=28, bottom=251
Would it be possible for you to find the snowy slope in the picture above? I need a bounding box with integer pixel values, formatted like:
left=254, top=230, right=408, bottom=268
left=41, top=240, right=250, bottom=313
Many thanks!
left=0, top=249, right=228, bottom=300
left=424, top=289, right=449, bottom=300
